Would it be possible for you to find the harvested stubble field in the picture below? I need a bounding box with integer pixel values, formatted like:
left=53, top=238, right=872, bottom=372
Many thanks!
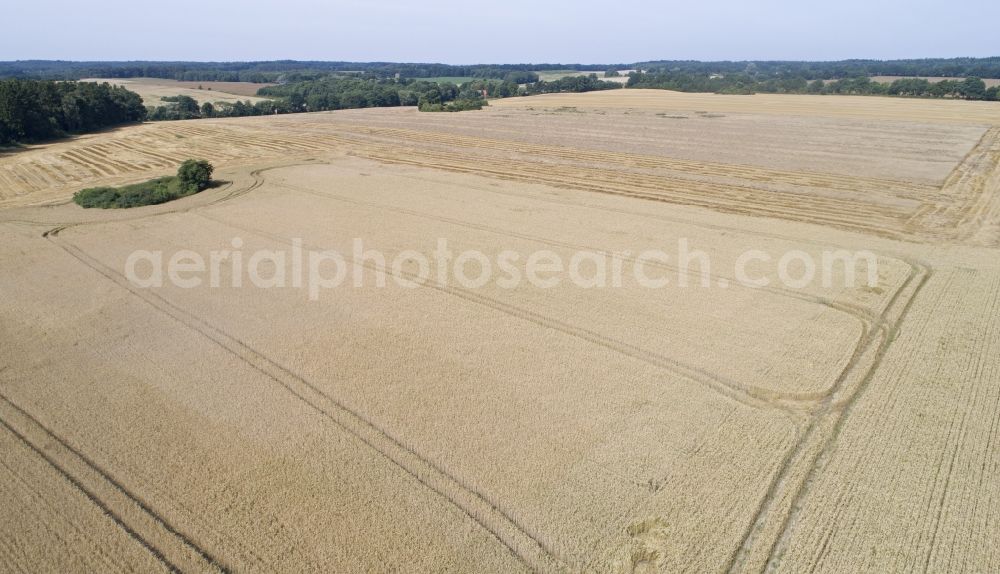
left=1, top=89, right=999, bottom=572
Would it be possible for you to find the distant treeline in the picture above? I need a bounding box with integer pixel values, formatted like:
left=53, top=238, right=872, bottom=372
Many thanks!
left=633, top=58, right=1000, bottom=80
left=256, top=75, right=621, bottom=113
left=259, top=77, right=436, bottom=109
left=257, top=75, right=618, bottom=112
left=0, top=61, right=603, bottom=83
left=145, top=78, right=501, bottom=120
left=627, top=72, right=1000, bottom=100
left=5, top=59, right=997, bottom=144
left=258, top=77, right=527, bottom=112
left=0, top=79, right=146, bottom=145
left=4, top=58, right=1000, bottom=83
left=0, top=73, right=617, bottom=142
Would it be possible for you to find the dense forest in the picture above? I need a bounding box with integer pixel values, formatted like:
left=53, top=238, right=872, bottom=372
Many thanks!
left=4, top=58, right=1000, bottom=83
left=627, top=72, right=999, bottom=100
left=0, top=79, right=146, bottom=145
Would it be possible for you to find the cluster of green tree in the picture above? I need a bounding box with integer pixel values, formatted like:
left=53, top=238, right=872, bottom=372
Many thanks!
left=626, top=72, right=1000, bottom=100
left=807, top=76, right=998, bottom=99
left=73, top=159, right=213, bottom=208
left=418, top=98, right=487, bottom=112
left=627, top=71, right=788, bottom=94
left=259, top=74, right=618, bottom=114
left=459, top=79, right=521, bottom=98
left=633, top=58, right=1000, bottom=80
left=524, top=74, right=622, bottom=94
left=148, top=95, right=202, bottom=120
left=418, top=79, right=539, bottom=111
left=260, top=76, right=526, bottom=110
left=882, top=77, right=998, bottom=100
left=142, top=77, right=500, bottom=120
left=258, top=77, right=423, bottom=110
left=145, top=95, right=299, bottom=121
left=0, top=79, right=145, bottom=145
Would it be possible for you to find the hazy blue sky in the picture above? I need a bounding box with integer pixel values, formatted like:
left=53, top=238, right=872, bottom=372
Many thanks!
left=6, top=0, right=998, bottom=63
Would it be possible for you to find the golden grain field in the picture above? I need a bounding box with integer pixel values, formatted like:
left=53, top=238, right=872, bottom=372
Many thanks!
left=1, top=89, right=998, bottom=572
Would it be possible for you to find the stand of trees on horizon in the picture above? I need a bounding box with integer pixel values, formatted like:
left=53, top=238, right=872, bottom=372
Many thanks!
left=4, top=58, right=1000, bottom=83
left=627, top=71, right=999, bottom=100
left=0, top=61, right=580, bottom=83
left=632, top=57, right=1000, bottom=80
left=5, top=58, right=1000, bottom=84
left=0, top=79, right=146, bottom=146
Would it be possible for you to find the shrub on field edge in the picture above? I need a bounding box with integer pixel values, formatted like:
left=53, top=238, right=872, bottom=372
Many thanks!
left=177, top=159, right=214, bottom=191
left=73, top=160, right=215, bottom=209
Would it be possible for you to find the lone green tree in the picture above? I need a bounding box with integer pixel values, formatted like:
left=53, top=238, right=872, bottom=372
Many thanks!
left=177, top=159, right=214, bottom=192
